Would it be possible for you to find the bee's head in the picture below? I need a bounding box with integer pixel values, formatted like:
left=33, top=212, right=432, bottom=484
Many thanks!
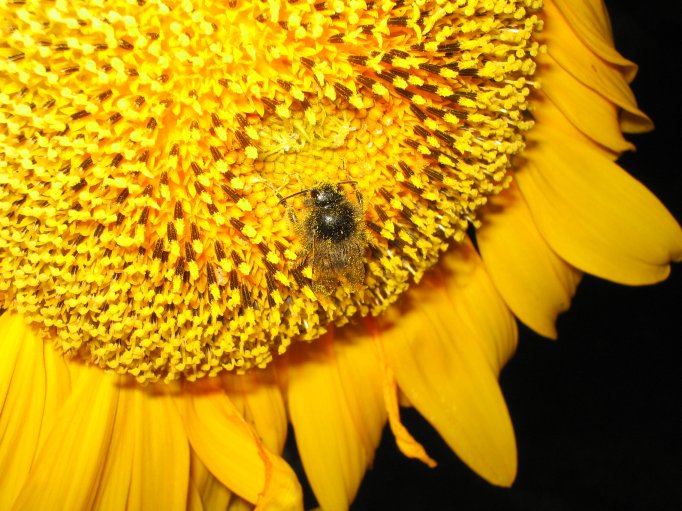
left=310, top=183, right=343, bottom=207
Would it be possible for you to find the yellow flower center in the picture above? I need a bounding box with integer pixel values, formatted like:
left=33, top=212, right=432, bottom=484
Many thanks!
left=0, top=0, right=542, bottom=382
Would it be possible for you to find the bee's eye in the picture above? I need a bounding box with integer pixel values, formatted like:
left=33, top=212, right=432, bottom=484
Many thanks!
left=310, top=190, right=319, bottom=199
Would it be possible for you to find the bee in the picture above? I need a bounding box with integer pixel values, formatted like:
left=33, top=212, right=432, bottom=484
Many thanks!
left=279, top=181, right=367, bottom=294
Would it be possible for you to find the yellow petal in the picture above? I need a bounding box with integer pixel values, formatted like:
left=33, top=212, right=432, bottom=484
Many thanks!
left=440, top=245, right=519, bottom=375
left=92, top=384, right=192, bottom=510
left=189, top=450, right=233, bottom=511
left=543, top=0, right=652, bottom=133
left=180, top=382, right=302, bottom=510
left=285, top=329, right=385, bottom=511
left=518, top=100, right=682, bottom=284
left=381, top=244, right=518, bottom=486
left=222, top=368, right=288, bottom=455
left=539, top=51, right=634, bottom=155
left=187, top=482, right=205, bottom=511
left=551, top=0, right=638, bottom=81
left=0, top=314, right=46, bottom=509
left=368, top=325, right=436, bottom=467
left=12, top=365, right=120, bottom=510
left=90, top=386, right=135, bottom=511
left=35, top=340, right=72, bottom=453
left=0, top=313, right=28, bottom=406
left=254, top=454, right=303, bottom=511
left=478, top=183, right=582, bottom=339
left=180, top=385, right=264, bottom=502
left=126, top=387, right=191, bottom=511
left=1, top=314, right=191, bottom=510
left=232, top=496, right=258, bottom=511
left=0, top=314, right=73, bottom=508
left=331, top=326, right=387, bottom=461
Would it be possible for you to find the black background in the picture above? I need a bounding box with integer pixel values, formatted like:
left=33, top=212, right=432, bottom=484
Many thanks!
left=344, top=2, right=682, bottom=510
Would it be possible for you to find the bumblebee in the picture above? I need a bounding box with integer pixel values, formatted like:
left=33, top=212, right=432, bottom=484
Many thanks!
left=279, top=181, right=367, bottom=294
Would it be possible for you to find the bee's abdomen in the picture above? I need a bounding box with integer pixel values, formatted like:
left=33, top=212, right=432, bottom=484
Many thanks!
left=314, top=203, right=356, bottom=242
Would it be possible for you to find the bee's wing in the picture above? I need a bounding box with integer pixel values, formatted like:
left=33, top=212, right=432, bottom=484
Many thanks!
left=309, top=238, right=338, bottom=294
left=311, top=239, right=366, bottom=293
left=339, top=240, right=365, bottom=288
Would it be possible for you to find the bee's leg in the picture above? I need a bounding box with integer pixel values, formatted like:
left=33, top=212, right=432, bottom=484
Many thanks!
left=272, top=189, right=296, bottom=224
left=295, top=250, right=309, bottom=269
left=290, top=244, right=310, bottom=272
left=355, top=189, right=364, bottom=210
left=286, top=206, right=299, bottom=226
left=336, top=161, right=365, bottom=212
left=345, top=180, right=363, bottom=210
left=252, top=176, right=289, bottom=196
left=251, top=176, right=300, bottom=223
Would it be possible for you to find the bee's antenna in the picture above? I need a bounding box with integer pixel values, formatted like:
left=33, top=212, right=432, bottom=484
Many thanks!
left=278, top=188, right=314, bottom=204
left=338, top=161, right=358, bottom=189
left=279, top=180, right=358, bottom=204
left=335, top=180, right=357, bottom=187
left=251, top=176, right=289, bottom=203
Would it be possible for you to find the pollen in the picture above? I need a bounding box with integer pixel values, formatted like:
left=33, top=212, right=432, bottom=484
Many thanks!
left=0, top=0, right=542, bottom=382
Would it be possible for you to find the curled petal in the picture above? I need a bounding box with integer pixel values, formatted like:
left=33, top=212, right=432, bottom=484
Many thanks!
left=368, top=326, right=436, bottom=467
left=222, top=369, right=288, bottom=455
left=188, top=450, right=233, bottom=511
left=254, top=455, right=304, bottom=511
left=180, top=382, right=302, bottom=510
left=381, top=245, right=518, bottom=486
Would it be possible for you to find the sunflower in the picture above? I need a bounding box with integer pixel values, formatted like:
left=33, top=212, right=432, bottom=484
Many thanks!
left=1, top=0, right=680, bottom=509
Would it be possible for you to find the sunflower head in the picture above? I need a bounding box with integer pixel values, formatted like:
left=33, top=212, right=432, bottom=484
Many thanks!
left=1, top=0, right=542, bottom=382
